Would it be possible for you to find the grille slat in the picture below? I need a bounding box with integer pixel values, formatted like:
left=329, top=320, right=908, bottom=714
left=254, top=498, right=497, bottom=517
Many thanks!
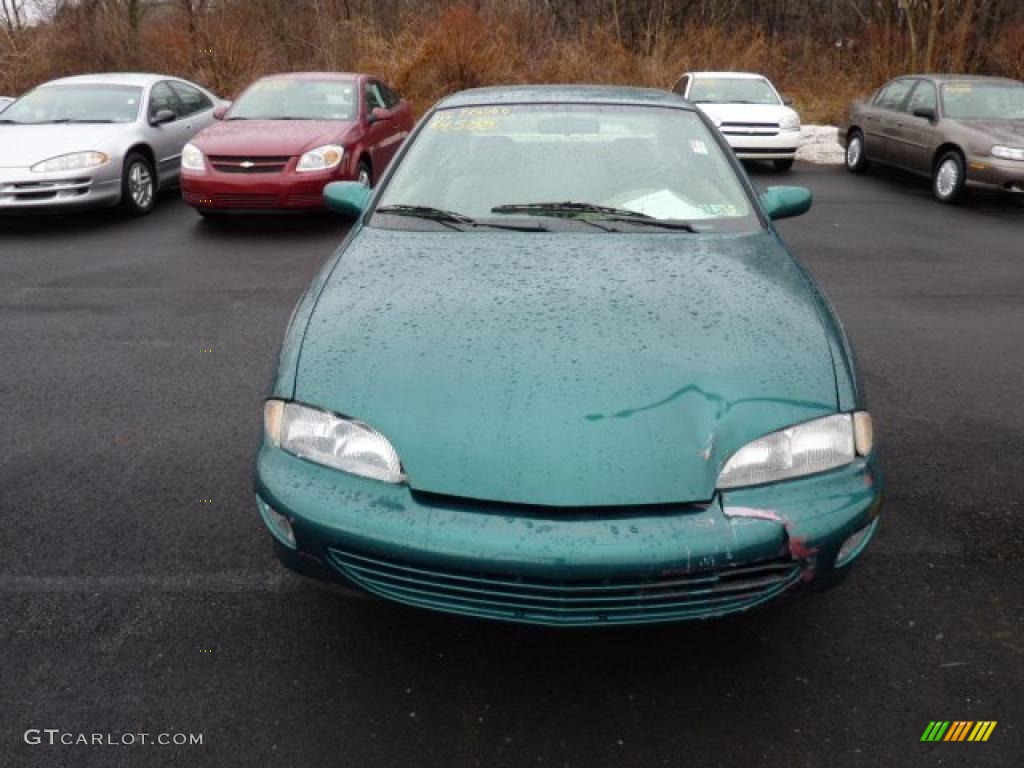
left=327, top=547, right=803, bottom=625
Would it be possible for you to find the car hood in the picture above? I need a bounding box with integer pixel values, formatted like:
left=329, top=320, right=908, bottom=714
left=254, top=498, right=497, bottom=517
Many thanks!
left=294, top=228, right=838, bottom=507
left=947, top=118, right=1024, bottom=146
left=0, top=123, right=131, bottom=168
left=695, top=102, right=798, bottom=125
left=192, top=119, right=355, bottom=156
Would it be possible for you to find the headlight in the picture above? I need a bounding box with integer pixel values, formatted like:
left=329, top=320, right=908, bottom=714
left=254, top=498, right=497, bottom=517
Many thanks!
left=264, top=400, right=405, bottom=484
left=296, top=144, right=344, bottom=172
left=30, top=151, right=109, bottom=173
left=779, top=113, right=801, bottom=131
left=991, top=145, right=1024, bottom=161
left=717, top=412, right=872, bottom=490
left=181, top=143, right=205, bottom=171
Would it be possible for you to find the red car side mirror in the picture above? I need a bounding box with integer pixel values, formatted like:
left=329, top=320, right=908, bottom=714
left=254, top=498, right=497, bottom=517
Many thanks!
left=212, top=105, right=229, bottom=120
left=368, top=106, right=391, bottom=124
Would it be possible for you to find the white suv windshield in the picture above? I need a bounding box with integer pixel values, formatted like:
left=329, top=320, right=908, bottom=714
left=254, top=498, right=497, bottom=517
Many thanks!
left=689, top=78, right=780, bottom=105
left=374, top=104, right=758, bottom=232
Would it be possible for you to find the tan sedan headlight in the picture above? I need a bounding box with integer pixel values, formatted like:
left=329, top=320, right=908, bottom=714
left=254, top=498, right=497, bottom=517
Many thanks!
left=991, top=145, right=1024, bottom=162
left=717, top=412, right=872, bottom=490
left=31, top=151, right=109, bottom=173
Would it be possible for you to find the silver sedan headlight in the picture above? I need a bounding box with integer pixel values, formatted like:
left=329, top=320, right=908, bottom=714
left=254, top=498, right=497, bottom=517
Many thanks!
left=717, top=412, right=873, bottom=490
left=264, top=400, right=405, bottom=483
left=991, top=145, right=1024, bottom=161
left=296, top=144, right=344, bottom=172
left=31, top=151, right=109, bottom=173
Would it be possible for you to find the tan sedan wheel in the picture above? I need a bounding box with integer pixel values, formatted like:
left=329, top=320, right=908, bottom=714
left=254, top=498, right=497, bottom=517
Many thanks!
left=933, top=150, right=966, bottom=205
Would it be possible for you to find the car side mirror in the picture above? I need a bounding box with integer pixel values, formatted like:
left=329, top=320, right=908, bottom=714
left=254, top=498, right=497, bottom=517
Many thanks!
left=324, top=181, right=371, bottom=218
left=368, top=106, right=390, bottom=124
left=782, top=96, right=794, bottom=106
left=913, top=107, right=936, bottom=122
left=212, top=105, right=229, bottom=120
left=760, top=186, right=812, bottom=221
left=150, top=109, right=176, bottom=126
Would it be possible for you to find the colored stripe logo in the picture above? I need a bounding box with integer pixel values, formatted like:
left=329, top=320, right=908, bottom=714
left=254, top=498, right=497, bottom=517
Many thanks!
left=920, top=721, right=997, bottom=742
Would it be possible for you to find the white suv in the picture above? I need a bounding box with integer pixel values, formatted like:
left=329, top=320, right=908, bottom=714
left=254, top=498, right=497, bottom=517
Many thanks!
left=673, top=72, right=800, bottom=170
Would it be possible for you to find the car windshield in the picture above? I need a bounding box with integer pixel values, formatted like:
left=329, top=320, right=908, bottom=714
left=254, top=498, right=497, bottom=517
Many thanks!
left=941, top=82, right=1024, bottom=120
left=228, top=79, right=357, bottom=120
left=0, top=84, right=142, bottom=124
left=689, top=77, right=780, bottom=105
left=373, top=104, right=758, bottom=233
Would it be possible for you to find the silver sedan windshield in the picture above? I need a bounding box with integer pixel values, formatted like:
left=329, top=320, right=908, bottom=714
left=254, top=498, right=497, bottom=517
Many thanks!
left=2, top=85, right=142, bottom=124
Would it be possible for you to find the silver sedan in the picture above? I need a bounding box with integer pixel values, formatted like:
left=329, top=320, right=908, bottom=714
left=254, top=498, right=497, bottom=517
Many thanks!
left=0, top=73, right=222, bottom=215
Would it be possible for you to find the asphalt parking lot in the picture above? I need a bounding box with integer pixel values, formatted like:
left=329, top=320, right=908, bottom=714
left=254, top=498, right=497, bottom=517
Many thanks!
left=1, top=164, right=1021, bottom=767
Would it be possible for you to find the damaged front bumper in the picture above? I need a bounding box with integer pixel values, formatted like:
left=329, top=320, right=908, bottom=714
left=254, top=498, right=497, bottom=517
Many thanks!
left=255, top=442, right=883, bottom=626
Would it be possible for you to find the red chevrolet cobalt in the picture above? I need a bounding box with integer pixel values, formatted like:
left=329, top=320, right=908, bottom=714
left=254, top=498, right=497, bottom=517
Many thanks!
left=180, top=72, right=412, bottom=216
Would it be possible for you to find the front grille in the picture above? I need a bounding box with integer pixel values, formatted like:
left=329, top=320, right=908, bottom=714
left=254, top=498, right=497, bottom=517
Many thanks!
left=0, top=178, right=91, bottom=203
left=721, top=122, right=780, bottom=137
left=326, top=548, right=804, bottom=626
left=208, top=193, right=278, bottom=208
left=209, top=155, right=290, bottom=174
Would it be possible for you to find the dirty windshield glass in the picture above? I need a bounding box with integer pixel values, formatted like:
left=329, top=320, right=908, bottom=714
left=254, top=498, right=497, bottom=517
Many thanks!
left=688, top=78, right=780, bottom=105
left=374, top=104, right=758, bottom=232
left=1, top=85, right=142, bottom=124
left=229, top=79, right=357, bottom=120
left=941, top=83, right=1024, bottom=120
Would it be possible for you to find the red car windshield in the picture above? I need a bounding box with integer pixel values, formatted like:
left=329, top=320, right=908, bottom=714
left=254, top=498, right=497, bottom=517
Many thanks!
left=229, top=79, right=357, bottom=121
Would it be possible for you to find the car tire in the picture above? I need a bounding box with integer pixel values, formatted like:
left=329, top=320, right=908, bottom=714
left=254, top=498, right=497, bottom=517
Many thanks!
left=845, top=130, right=869, bottom=174
left=119, top=152, right=157, bottom=216
left=356, top=159, right=373, bottom=188
left=773, top=158, right=794, bottom=171
left=933, top=150, right=966, bottom=204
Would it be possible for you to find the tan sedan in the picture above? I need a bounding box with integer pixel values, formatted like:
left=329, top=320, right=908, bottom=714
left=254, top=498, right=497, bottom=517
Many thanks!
left=839, top=74, right=1024, bottom=203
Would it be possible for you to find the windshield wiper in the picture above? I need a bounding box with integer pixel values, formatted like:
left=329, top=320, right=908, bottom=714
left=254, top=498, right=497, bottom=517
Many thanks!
left=490, top=201, right=698, bottom=231
left=376, top=204, right=547, bottom=232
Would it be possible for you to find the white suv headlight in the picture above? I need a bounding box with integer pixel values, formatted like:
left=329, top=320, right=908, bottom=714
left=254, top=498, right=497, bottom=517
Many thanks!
left=717, top=412, right=872, bottom=490
left=779, top=113, right=801, bottom=131
left=991, top=145, right=1024, bottom=161
left=181, top=142, right=205, bottom=171
left=31, top=151, right=109, bottom=173
left=296, top=144, right=344, bottom=172
left=264, top=400, right=405, bottom=484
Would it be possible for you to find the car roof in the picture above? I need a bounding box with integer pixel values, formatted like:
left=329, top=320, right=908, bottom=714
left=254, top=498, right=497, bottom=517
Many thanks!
left=910, top=74, right=1021, bottom=85
left=437, top=85, right=692, bottom=110
left=686, top=72, right=769, bottom=80
left=42, top=73, right=182, bottom=88
left=258, top=72, right=364, bottom=82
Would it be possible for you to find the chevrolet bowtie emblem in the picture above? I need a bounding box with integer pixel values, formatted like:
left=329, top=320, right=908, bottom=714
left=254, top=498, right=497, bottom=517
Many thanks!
left=240, top=160, right=254, bottom=169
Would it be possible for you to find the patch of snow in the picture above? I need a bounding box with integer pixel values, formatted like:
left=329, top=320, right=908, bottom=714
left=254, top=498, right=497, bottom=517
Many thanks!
left=797, top=125, right=845, bottom=165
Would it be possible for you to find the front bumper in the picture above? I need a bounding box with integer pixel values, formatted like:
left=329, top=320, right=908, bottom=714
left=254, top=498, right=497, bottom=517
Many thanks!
left=966, top=155, right=1024, bottom=193
left=181, top=166, right=339, bottom=211
left=255, top=442, right=884, bottom=626
left=723, top=131, right=800, bottom=161
left=0, top=166, right=121, bottom=210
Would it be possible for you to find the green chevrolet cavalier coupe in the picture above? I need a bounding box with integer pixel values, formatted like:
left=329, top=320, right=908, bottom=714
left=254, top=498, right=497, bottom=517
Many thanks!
left=255, top=85, right=883, bottom=626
